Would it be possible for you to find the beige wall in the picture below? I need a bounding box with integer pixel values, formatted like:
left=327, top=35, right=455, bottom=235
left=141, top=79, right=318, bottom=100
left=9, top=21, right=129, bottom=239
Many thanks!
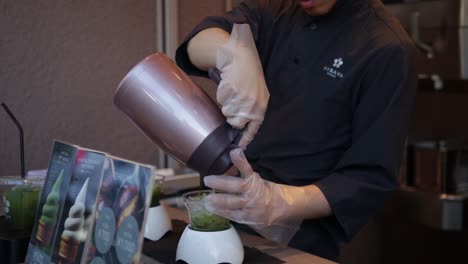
left=0, top=0, right=230, bottom=175
left=0, top=0, right=158, bottom=175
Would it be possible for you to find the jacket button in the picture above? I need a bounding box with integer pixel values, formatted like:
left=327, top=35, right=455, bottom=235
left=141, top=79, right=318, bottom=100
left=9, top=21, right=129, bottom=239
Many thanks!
left=293, top=57, right=300, bottom=64
left=308, top=23, right=318, bottom=30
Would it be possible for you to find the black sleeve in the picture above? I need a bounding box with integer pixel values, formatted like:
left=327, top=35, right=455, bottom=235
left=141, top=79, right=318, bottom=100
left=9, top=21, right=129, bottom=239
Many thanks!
left=175, top=0, right=262, bottom=77
left=315, top=43, right=417, bottom=242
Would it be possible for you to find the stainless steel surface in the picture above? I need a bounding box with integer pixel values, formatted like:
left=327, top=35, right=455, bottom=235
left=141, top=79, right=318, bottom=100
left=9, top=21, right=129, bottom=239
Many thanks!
left=393, top=186, right=468, bottom=231
left=386, top=0, right=468, bottom=79
left=462, top=0, right=468, bottom=79
left=114, top=53, right=225, bottom=164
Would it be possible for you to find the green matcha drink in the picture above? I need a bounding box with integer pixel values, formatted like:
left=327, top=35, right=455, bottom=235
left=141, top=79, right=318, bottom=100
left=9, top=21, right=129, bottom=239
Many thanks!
left=150, top=175, right=164, bottom=207
left=0, top=177, right=24, bottom=218
left=183, top=190, right=230, bottom=232
left=4, top=183, right=42, bottom=232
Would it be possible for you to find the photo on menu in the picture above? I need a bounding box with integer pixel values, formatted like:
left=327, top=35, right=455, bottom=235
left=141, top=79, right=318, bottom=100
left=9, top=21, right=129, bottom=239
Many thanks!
left=83, top=156, right=154, bottom=264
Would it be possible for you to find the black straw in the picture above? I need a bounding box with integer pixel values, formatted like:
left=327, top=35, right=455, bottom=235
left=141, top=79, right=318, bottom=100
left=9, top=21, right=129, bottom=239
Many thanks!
left=1, top=103, right=25, bottom=179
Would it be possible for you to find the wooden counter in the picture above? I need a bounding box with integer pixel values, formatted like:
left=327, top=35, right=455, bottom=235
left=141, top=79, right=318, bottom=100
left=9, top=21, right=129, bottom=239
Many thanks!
left=141, top=205, right=336, bottom=264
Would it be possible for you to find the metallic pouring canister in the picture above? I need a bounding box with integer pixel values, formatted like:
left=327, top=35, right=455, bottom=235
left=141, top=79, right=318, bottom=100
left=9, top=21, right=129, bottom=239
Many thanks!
left=114, top=53, right=239, bottom=176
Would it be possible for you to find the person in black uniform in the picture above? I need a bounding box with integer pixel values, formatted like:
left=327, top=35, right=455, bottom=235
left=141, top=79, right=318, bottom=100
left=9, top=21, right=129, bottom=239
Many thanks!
left=176, top=0, right=417, bottom=261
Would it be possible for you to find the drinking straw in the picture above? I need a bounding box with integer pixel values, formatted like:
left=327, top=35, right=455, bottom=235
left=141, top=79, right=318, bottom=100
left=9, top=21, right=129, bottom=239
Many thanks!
left=1, top=102, right=25, bottom=179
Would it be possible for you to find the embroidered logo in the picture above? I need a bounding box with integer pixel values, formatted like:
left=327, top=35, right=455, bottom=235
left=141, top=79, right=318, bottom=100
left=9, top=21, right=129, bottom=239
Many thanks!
left=333, top=58, right=343, bottom=68
left=324, top=58, right=344, bottom=79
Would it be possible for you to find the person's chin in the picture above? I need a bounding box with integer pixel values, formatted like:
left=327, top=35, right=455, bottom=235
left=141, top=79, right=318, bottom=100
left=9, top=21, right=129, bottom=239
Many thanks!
left=298, top=0, right=336, bottom=16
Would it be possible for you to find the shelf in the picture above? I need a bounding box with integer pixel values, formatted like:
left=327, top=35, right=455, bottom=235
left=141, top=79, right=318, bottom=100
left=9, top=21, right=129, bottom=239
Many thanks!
left=418, top=78, right=468, bottom=93
left=392, top=186, right=468, bottom=231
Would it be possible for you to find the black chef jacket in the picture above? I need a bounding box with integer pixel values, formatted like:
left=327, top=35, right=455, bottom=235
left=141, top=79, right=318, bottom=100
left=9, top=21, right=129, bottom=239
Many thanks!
left=176, top=0, right=417, bottom=261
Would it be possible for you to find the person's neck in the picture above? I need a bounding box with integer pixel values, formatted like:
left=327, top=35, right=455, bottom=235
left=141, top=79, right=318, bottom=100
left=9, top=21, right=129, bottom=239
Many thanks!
left=301, top=0, right=338, bottom=16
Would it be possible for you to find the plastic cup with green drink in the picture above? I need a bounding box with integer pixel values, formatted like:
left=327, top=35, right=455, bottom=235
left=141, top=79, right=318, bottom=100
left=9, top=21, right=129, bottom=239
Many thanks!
left=183, top=190, right=230, bottom=232
left=1, top=178, right=42, bottom=232
left=150, top=175, right=164, bottom=208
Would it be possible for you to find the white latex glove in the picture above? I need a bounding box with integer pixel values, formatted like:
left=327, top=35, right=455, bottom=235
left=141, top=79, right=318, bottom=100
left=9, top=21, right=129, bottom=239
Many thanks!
left=216, top=24, right=270, bottom=149
left=204, top=149, right=310, bottom=245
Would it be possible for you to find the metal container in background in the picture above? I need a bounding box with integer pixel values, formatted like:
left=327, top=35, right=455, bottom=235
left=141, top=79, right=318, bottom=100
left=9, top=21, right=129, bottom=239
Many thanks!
left=407, top=138, right=468, bottom=194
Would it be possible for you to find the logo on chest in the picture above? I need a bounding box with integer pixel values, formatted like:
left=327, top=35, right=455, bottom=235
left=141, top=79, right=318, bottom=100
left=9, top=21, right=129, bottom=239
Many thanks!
left=323, top=58, right=344, bottom=79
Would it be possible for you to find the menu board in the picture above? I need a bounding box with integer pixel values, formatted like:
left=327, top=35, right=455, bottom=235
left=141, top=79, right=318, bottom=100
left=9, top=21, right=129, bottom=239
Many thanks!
left=25, top=140, right=155, bottom=264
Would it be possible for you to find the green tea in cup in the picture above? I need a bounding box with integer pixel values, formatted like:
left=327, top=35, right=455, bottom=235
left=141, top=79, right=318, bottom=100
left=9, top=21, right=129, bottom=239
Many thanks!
left=3, top=182, right=42, bottom=232
left=150, top=175, right=165, bottom=207
left=183, top=190, right=230, bottom=232
left=1, top=177, right=24, bottom=217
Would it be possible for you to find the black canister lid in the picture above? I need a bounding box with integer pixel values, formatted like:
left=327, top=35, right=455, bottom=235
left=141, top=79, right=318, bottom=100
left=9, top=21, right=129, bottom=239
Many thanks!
left=186, top=122, right=241, bottom=178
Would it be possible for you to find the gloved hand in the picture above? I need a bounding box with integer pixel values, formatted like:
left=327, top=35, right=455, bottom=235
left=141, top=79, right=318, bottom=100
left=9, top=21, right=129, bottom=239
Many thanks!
left=216, top=24, right=270, bottom=149
left=203, top=148, right=314, bottom=245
